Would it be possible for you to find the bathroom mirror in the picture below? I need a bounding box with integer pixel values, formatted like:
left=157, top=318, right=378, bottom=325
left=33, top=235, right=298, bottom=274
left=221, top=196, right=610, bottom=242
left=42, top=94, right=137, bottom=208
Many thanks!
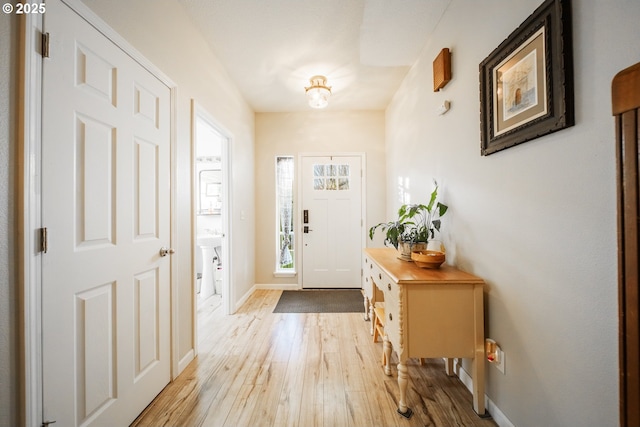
left=198, top=169, right=222, bottom=215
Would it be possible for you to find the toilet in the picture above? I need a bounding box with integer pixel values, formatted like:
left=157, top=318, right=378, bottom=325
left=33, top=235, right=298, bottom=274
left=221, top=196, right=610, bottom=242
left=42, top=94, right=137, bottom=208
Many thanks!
left=213, top=246, right=222, bottom=294
left=195, top=244, right=203, bottom=294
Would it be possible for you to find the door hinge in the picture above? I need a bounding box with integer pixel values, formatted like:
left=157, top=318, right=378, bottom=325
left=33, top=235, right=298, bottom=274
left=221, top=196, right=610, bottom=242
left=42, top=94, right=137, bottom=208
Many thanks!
left=40, top=227, right=48, bottom=253
left=41, top=32, right=50, bottom=58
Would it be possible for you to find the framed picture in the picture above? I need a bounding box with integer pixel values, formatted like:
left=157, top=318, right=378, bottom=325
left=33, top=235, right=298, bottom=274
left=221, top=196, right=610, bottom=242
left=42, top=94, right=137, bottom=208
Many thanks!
left=479, top=0, right=574, bottom=156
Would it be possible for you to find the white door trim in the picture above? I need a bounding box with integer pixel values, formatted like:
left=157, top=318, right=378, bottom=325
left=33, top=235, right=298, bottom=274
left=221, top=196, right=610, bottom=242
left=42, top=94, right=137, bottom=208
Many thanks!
left=189, top=100, right=234, bottom=362
left=20, top=1, right=178, bottom=424
left=21, top=10, right=45, bottom=427
left=296, top=152, right=367, bottom=289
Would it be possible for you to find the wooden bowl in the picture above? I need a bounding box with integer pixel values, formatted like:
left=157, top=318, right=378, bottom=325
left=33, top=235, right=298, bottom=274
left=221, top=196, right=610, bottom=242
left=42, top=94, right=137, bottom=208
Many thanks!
left=411, top=250, right=445, bottom=269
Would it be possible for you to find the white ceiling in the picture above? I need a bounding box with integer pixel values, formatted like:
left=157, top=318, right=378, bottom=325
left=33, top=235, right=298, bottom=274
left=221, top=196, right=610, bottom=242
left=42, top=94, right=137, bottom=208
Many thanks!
left=177, top=0, right=451, bottom=112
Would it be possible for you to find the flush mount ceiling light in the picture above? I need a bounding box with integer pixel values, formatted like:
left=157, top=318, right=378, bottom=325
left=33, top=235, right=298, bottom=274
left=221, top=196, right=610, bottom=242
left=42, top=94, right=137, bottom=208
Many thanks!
left=305, top=75, right=332, bottom=109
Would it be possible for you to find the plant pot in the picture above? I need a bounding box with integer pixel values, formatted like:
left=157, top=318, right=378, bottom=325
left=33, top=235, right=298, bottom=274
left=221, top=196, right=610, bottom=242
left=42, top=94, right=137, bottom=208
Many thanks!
left=397, top=240, right=426, bottom=261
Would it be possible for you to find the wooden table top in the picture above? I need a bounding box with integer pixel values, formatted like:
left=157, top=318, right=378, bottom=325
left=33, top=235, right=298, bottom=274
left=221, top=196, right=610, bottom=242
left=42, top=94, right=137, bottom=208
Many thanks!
left=364, top=247, right=485, bottom=285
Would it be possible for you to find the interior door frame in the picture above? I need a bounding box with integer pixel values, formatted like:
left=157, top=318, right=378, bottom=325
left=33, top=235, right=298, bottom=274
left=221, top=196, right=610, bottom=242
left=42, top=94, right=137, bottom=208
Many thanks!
left=297, top=152, right=367, bottom=289
left=19, top=2, right=178, bottom=425
left=190, top=101, right=233, bottom=346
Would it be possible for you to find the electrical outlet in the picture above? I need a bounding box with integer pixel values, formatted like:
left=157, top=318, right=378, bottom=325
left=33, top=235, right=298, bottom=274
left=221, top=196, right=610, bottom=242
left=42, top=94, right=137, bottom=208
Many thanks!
left=495, top=347, right=505, bottom=374
left=486, top=338, right=506, bottom=374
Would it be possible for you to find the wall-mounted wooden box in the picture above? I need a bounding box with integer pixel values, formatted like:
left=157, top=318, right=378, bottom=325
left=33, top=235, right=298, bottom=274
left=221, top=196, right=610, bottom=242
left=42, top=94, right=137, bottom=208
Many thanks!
left=433, top=48, right=451, bottom=91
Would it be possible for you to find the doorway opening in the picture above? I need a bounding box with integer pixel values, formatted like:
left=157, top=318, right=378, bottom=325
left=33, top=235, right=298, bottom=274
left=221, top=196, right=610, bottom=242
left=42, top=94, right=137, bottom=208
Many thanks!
left=192, top=103, right=231, bottom=320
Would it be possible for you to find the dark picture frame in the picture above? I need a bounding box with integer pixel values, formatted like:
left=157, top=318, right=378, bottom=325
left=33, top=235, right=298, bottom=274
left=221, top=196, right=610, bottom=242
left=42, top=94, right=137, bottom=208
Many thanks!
left=479, top=0, right=574, bottom=156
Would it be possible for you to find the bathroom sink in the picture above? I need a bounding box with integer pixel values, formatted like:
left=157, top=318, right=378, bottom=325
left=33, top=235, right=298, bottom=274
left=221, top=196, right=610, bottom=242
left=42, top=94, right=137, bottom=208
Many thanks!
left=196, top=235, right=223, bottom=298
left=197, top=234, right=222, bottom=247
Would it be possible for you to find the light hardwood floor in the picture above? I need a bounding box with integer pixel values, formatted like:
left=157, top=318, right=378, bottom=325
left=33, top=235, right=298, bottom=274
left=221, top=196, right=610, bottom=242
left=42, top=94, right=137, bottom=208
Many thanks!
left=131, top=289, right=498, bottom=427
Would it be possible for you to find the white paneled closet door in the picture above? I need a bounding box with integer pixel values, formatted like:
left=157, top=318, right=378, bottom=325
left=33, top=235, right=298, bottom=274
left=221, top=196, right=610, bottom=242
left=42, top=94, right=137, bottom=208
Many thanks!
left=41, top=1, right=171, bottom=425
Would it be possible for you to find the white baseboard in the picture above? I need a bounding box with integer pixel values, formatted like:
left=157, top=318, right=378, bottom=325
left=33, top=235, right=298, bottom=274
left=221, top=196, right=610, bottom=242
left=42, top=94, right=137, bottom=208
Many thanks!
left=254, top=283, right=300, bottom=290
left=234, top=285, right=256, bottom=311
left=451, top=358, right=514, bottom=427
left=176, top=349, right=195, bottom=377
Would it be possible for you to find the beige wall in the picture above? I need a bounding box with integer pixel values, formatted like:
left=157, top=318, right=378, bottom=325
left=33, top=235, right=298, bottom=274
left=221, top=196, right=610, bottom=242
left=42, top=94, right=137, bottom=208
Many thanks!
left=386, top=0, right=640, bottom=426
left=255, top=111, right=386, bottom=285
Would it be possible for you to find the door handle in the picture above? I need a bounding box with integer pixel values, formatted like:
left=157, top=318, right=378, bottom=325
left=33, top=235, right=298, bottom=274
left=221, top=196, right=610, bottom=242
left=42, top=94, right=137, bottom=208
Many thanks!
left=159, top=247, right=175, bottom=257
left=303, top=226, right=312, bottom=233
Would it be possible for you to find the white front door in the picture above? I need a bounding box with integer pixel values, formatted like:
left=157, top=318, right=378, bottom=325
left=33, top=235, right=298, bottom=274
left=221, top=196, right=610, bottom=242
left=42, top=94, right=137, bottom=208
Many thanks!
left=41, top=1, right=171, bottom=425
left=301, top=155, right=363, bottom=288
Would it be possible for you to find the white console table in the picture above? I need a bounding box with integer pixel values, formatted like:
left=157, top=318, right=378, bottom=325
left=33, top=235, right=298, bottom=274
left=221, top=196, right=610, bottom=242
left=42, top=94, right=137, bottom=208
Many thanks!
left=363, top=248, right=486, bottom=418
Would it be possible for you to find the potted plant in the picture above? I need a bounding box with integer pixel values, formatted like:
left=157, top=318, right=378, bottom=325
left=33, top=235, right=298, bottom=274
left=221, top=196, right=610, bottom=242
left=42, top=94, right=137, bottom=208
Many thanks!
left=369, top=180, right=448, bottom=261
left=400, top=181, right=448, bottom=247
left=367, top=209, right=410, bottom=250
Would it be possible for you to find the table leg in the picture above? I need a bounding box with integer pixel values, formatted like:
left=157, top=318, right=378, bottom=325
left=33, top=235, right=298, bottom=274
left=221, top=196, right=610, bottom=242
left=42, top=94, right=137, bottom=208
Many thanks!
left=363, top=294, right=370, bottom=321
left=472, top=284, right=486, bottom=416
left=383, top=336, right=392, bottom=376
left=472, top=353, right=486, bottom=416
left=369, top=301, right=375, bottom=330
left=445, top=358, right=455, bottom=376
left=396, top=361, right=413, bottom=419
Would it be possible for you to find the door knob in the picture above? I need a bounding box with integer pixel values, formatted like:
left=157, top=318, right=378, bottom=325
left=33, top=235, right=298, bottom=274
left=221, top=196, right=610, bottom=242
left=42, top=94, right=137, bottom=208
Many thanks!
left=159, top=247, right=175, bottom=257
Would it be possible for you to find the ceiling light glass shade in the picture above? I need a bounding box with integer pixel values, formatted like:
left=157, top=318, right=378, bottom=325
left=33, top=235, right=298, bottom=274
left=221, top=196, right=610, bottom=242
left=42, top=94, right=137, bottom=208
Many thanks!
left=305, top=75, right=331, bottom=109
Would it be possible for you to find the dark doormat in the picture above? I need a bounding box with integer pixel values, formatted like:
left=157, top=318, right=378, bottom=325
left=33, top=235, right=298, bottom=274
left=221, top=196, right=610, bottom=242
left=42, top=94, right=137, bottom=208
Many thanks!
left=273, top=289, right=364, bottom=313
